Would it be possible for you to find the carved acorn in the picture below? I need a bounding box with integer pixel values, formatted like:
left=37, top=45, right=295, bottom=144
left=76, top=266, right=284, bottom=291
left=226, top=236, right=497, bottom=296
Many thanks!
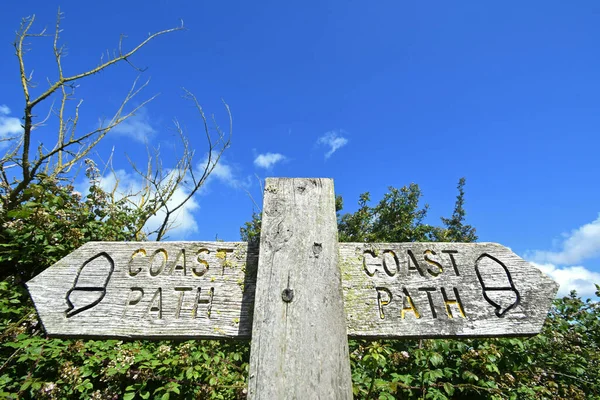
left=475, top=254, right=520, bottom=317
left=65, top=252, right=114, bottom=317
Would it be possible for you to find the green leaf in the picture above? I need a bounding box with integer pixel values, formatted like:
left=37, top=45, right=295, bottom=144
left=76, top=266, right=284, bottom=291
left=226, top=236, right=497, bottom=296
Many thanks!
left=395, top=374, right=413, bottom=385
left=185, top=366, right=194, bottom=379
left=443, top=382, right=454, bottom=396
left=462, top=370, right=479, bottom=382
left=123, top=393, right=135, bottom=400
left=20, top=380, right=31, bottom=392
left=430, top=352, right=444, bottom=367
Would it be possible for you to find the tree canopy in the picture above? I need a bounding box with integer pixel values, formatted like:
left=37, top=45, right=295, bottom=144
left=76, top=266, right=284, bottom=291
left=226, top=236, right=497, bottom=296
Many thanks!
left=338, top=178, right=477, bottom=244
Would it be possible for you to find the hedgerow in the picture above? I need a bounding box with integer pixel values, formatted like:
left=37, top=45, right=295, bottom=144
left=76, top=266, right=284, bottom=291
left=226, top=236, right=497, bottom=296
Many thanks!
left=1, top=177, right=599, bottom=399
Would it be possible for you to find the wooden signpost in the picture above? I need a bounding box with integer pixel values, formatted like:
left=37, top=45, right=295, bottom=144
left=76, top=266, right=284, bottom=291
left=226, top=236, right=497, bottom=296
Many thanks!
left=27, top=178, right=559, bottom=399
left=27, top=241, right=258, bottom=339
left=340, top=242, right=557, bottom=338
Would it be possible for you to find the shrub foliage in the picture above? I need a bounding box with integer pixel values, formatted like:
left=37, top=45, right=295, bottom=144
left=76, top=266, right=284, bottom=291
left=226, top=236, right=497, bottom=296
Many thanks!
left=1, top=177, right=599, bottom=399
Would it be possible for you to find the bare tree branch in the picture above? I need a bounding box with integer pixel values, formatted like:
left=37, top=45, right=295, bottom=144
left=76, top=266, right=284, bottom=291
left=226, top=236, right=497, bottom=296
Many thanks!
left=3, top=11, right=183, bottom=210
left=29, top=20, right=184, bottom=110
left=152, top=91, right=232, bottom=241
left=118, top=91, right=231, bottom=241
left=3, top=12, right=233, bottom=247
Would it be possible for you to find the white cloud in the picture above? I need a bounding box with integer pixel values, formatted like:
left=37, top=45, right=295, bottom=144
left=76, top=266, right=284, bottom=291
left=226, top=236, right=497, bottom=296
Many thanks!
left=110, top=107, right=156, bottom=142
left=317, top=130, right=348, bottom=159
left=75, top=151, right=248, bottom=238
left=523, top=214, right=600, bottom=299
left=198, top=152, right=248, bottom=189
left=0, top=105, right=22, bottom=147
left=528, top=214, right=600, bottom=265
left=78, top=169, right=199, bottom=239
left=532, top=262, right=600, bottom=298
left=146, top=188, right=199, bottom=239
left=209, top=160, right=236, bottom=184
left=254, top=152, right=286, bottom=169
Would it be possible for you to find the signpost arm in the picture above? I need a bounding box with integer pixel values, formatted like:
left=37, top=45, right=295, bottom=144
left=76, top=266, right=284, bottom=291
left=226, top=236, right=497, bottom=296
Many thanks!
left=247, top=178, right=353, bottom=399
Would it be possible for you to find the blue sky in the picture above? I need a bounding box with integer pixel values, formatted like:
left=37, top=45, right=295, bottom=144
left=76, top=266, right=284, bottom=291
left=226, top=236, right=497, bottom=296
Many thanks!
left=1, top=1, right=599, bottom=297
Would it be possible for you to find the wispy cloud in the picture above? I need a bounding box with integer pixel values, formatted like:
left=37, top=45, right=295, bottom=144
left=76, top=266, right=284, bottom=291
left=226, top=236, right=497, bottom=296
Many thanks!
left=198, top=152, right=249, bottom=190
left=525, top=214, right=600, bottom=298
left=528, top=214, right=600, bottom=265
left=317, top=130, right=348, bottom=159
left=77, top=169, right=199, bottom=239
left=110, top=107, right=156, bottom=142
left=531, top=262, right=600, bottom=298
left=254, top=152, right=286, bottom=169
left=0, top=105, right=22, bottom=148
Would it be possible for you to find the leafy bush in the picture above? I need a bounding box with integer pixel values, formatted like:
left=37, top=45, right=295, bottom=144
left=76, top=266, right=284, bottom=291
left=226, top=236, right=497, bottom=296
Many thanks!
left=0, top=162, right=150, bottom=282
left=1, top=177, right=599, bottom=399
left=348, top=288, right=600, bottom=399
left=0, top=171, right=249, bottom=399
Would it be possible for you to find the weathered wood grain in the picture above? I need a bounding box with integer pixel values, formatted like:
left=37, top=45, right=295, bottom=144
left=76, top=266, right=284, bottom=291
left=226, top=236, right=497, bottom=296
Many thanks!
left=247, top=178, right=353, bottom=400
left=340, top=242, right=559, bottom=338
left=27, top=241, right=559, bottom=340
left=27, top=241, right=258, bottom=339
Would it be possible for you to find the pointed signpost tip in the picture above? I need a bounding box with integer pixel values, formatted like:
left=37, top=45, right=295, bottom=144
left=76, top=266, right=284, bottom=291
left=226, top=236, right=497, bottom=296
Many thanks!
left=26, top=177, right=559, bottom=398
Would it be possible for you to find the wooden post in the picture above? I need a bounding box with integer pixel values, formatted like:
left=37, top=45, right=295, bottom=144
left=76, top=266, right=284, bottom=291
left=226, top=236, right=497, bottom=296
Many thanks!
left=247, top=178, right=353, bottom=399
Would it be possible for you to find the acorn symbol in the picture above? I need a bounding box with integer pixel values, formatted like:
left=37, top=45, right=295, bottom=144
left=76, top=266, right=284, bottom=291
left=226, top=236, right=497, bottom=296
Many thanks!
left=65, top=252, right=114, bottom=318
left=475, top=254, right=520, bottom=317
